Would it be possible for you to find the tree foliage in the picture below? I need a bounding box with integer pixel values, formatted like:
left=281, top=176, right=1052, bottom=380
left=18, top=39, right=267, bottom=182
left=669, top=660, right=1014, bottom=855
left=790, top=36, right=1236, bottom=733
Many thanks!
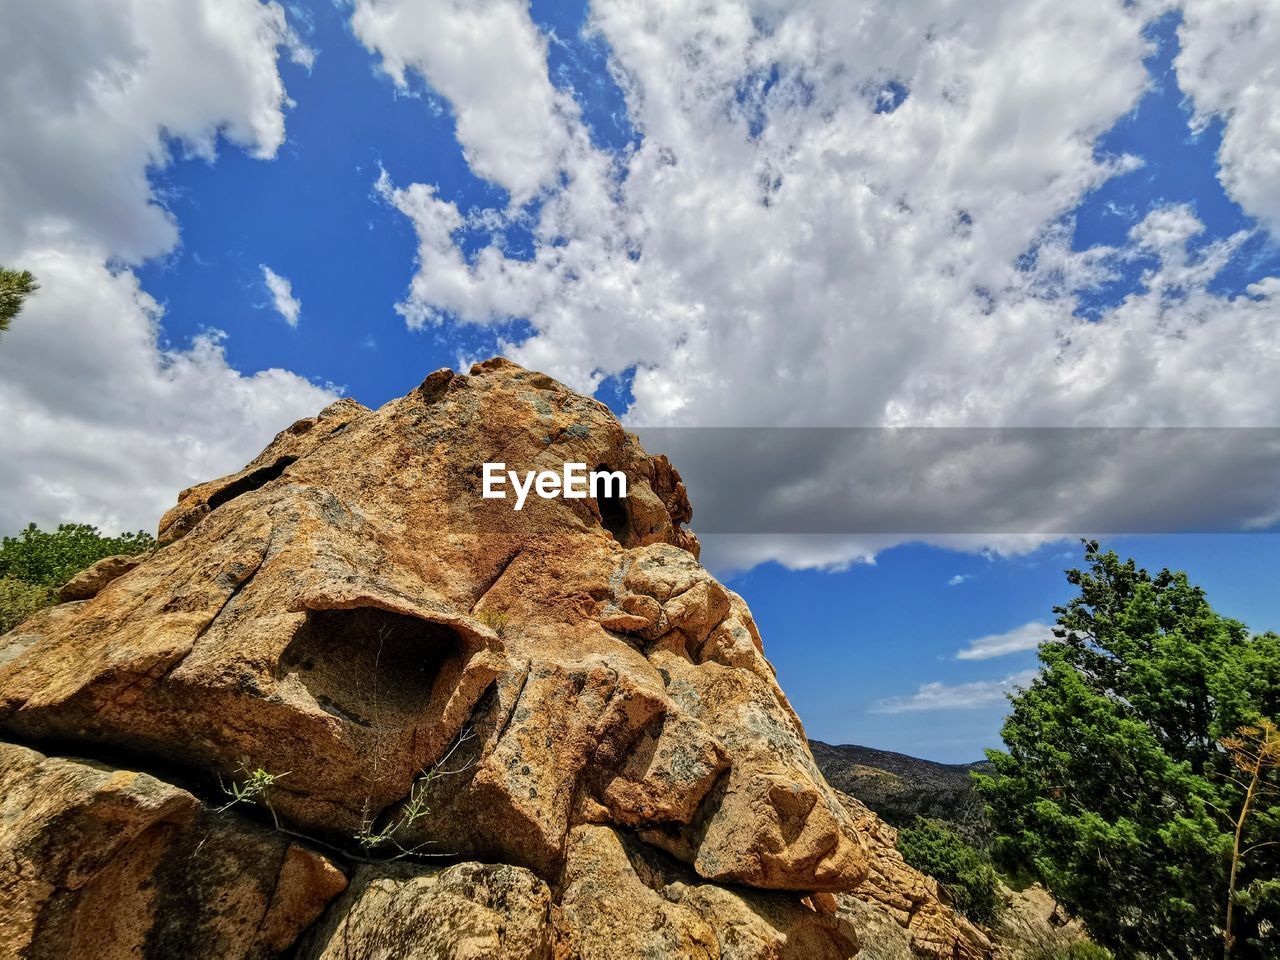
left=0, top=523, right=155, bottom=589
left=897, top=815, right=1002, bottom=925
left=0, top=266, right=38, bottom=335
left=977, top=541, right=1280, bottom=959
left=0, top=523, right=155, bottom=634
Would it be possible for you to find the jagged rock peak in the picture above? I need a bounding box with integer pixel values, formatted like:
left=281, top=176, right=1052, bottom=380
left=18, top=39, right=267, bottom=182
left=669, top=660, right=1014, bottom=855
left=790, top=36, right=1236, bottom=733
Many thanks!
left=0, top=359, right=989, bottom=958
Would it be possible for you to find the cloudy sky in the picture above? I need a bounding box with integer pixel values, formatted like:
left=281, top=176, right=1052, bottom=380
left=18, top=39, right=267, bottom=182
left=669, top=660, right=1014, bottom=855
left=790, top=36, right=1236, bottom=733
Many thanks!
left=2, top=0, right=1277, bottom=760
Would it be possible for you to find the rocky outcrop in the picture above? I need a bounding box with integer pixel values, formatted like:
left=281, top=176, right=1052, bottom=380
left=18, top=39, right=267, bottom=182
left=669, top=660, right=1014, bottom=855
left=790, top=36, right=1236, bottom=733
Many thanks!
left=0, top=741, right=346, bottom=959
left=989, top=883, right=1090, bottom=959
left=0, top=359, right=991, bottom=958
left=838, top=793, right=992, bottom=959
left=299, top=861, right=554, bottom=960
left=55, top=553, right=146, bottom=602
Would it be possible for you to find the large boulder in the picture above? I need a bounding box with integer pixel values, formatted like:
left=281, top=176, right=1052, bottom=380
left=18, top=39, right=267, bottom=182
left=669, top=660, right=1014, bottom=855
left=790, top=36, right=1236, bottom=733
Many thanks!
left=56, top=553, right=147, bottom=602
left=0, top=742, right=346, bottom=959
left=0, top=358, right=992, bottom=958
left=299, top=861, right=555, bottom=960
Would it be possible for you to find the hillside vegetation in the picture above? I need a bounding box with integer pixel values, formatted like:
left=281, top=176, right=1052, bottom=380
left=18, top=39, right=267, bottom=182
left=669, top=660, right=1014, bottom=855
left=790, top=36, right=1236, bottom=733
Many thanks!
left=980, top=542, right=1280, bottom=960
left=809, top=739, right=990, bottom=842
left=0, top=522, right=154, bottom=631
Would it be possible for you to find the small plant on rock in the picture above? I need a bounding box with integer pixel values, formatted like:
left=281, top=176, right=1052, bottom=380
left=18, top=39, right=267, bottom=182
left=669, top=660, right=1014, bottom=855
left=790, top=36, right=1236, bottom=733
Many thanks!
left=353, top=726, right=477, bottom=861
left=218, top=766, right=290, bottom=830
left=477, top=608, right=509, bottom=637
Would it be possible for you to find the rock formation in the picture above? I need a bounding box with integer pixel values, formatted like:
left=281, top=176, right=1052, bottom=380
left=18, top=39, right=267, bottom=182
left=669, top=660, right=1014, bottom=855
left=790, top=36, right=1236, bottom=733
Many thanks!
left=0, top=359, right=989, bottom=958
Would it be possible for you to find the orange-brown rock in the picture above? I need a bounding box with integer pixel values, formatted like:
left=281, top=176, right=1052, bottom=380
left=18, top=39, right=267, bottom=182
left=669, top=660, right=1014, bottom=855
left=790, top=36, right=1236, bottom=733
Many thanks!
left=0, top=359, right=862, bottom=894
left=837, top=793, right=993, bottom=959
left=0, top=741, right=346, bottom=959
left=554, top=823, right=864, bottom=959
left=299, top=861, right=555, bottom=960
left=56, top=552, right=146, bottom=602
left=0, top=358, right=997, bottom=958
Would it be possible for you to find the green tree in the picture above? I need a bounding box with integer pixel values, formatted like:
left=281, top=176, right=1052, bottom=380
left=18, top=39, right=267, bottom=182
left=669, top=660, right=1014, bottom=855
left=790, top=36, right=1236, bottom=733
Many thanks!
left=976, top=541, right=1280, bottom=959
left=0, top=266, right=38, bottom=335
left=897, top=816, right=1002, bottom=925
left=0, top=523, right=155, bottom=589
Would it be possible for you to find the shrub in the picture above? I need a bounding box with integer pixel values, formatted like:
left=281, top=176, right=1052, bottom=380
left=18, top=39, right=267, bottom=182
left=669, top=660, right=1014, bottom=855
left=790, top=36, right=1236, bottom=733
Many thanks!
left=477, top=609, right=509, bottom=636
left=897, top=815, right=1002, bottom=925
left=1025, top=943, right=1113, bottom=960
left=0, top=577, right=54, bottom=633
left=0, top=522, right=154, bottom=588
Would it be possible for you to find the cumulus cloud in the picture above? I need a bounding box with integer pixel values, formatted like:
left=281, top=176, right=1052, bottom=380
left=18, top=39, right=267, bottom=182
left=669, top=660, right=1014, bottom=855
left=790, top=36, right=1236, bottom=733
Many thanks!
left=360, top=0, right=1280, bottom=572
left=0, top=0, right=310, bottom=264
left=0, top=0, right=334, bottom=535
left=1176, top=0, right=1280, bottom=235
left=352, top=0, right=572, bottom=203
left=873, top=670, right=1039, bottom=714
left=261, top=265, right=302, bottom=327
left=947, top=575, right=971, bottom=586
left=955, top=622, right=1055, bottom=660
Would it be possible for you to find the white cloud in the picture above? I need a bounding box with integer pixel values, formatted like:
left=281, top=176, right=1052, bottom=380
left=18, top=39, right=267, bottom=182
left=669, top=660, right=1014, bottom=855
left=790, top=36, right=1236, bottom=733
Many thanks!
left=361, top=0, right=1280, bottom=572
left=947, top=574, right=971, bottom=586
left=0, top=250, right=334, bottom=533
left=0, top=0, right=308, bottom=264
left=261, top=265, right=302, bottom=327
left=0, top=0, right=334, bottom=536
left=955, top=621, right=1054, bottom=660
left=873, top=669, right=1039, bottom=713
left=1176, top=0, right=1280, bottom=235
left=351, top=0, right=572, bottom=204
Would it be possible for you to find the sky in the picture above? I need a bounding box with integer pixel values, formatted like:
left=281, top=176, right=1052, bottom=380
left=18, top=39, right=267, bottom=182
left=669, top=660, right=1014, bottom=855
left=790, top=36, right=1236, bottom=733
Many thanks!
left=1, top=0, right=1278, bottom=761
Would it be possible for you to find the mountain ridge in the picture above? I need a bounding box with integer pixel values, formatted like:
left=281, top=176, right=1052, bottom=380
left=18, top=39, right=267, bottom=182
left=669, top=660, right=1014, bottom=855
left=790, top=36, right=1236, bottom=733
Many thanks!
left=810, top=739, right=991, bottom=841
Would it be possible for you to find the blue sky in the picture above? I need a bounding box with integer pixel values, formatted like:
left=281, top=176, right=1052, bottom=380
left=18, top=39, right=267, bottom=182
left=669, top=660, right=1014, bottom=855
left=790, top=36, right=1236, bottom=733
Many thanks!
left=3, top=1, right=1278, bottom=761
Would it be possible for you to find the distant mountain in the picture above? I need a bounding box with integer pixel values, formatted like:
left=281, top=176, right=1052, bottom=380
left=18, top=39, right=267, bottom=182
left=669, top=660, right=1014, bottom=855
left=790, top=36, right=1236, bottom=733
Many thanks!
left=810, top=740, right=991, bottom=842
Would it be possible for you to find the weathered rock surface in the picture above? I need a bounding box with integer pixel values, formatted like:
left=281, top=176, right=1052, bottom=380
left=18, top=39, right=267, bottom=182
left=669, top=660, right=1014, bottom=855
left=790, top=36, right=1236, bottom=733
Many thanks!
left=301, top=824, right=863, bottom=960
left=0, top=358, right=994, bottom=958
left=300, top=861, right=554, bottom=960
left=55, top=553, right=146, bottom=602
left=989, top=882, right=1090, bottom=959
left=837, top=793, right=992, bottom=959
left=0, top=741, right=346, bottom=959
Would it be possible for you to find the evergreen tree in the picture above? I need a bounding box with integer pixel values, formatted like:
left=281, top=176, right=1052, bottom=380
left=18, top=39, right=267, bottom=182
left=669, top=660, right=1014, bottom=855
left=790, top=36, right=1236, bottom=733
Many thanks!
left=0, top=266, right=38, bottom=335
left=977, top=541, right=1280, bottom=959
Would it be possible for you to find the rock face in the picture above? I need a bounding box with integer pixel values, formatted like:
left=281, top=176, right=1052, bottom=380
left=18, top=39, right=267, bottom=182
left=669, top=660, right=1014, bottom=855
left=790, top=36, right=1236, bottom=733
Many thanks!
left=300, top=861, right=554, bottom=960
left=989, top=883, right=1090, bottom=959
left=838, top=793, right=992, bottom=959
left=0, top=359, right=990, bottom=958
left=0, top=742, right=346, bottom=959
